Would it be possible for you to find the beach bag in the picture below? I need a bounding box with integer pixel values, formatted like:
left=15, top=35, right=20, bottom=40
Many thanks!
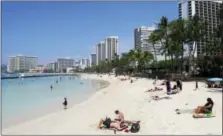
left=103, top=117, right=111, bottom=128
left=130, top=122, right=140, bottom=133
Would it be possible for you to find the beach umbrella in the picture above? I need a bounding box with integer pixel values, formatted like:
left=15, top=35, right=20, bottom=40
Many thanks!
left=207, top=78, right=223, bottom=82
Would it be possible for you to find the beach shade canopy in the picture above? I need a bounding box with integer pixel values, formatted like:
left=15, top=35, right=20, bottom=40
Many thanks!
left=207, top=78, right=223, bottom=82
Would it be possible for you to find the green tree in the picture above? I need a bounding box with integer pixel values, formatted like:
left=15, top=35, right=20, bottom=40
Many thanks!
left=156, top=16, right=169, bottom=72
left=168, top=18, right=188, bottom=73
left=148, top=30, right=160, bottom=71
left=186, top=15, right=205, bottom=74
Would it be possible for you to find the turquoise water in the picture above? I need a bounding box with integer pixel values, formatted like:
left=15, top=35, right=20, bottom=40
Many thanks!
left=2, top=76, right=100, bottom=128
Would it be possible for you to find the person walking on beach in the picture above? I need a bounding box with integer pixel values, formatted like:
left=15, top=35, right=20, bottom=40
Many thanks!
left=63, top=98, right=68, bottom=110
left=50, top=85, right=53, bottom=90
left=194, top=80, right=199, bottom=91
left=166, top=79, right=171, bottom=95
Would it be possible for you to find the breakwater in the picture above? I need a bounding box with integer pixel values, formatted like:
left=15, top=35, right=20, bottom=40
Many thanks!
left=1, top=73, right=78, bottom=79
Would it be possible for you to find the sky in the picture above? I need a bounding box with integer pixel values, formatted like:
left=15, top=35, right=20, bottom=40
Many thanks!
left=2, top=1, right=178, bottom=65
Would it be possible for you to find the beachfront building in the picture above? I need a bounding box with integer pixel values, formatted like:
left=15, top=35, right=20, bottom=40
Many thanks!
left=36, top=65, right=47, bottom=72
left=46, top=63, right=57, bottom=72
left=96, top=41, right=105, bottom=65
left=96, top=36, right=119, bottom=65
left=90, top=53, right=96, bottom=67
left=7, top=55, right=38, bottom=72
left=178, top=1, right=223, bottom=57
left=105, top=36, right=119, bottom=61
left=56, top=58, right=74, bottom=73
left=80, top=58, right=90, bottom=69
left=134, top=26, right=164, bottom=61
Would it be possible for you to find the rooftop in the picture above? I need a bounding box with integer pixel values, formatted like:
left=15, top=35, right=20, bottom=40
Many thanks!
left=106, top=36, right=119, bottom=39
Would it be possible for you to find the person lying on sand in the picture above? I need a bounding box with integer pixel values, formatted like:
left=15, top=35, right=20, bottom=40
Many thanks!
left=97, top=117, right=127, bottom=131
left=146, top=87, right=163, bottom=92
left=151, top=95, right=171, bottom=100
left=194, top=98, right=214, bottom=114
left=160, top=80, right=166, bottom=85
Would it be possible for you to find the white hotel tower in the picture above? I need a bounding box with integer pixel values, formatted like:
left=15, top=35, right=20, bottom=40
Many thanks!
left=7, top=55, right=38, bottom=72
left=178, top=0, right=222, bottom=57
left=96, top=36, right=119, bottom=65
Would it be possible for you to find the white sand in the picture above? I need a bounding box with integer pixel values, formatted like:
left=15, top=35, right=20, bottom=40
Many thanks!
left=2, top=74, right=222, bottom=135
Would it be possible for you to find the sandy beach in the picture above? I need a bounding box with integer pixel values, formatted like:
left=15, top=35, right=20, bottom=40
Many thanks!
left=2, top=74, right=222, bottom=135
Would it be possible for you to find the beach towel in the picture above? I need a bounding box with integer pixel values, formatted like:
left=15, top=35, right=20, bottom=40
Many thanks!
left=193, top=113, right=215, bottom=118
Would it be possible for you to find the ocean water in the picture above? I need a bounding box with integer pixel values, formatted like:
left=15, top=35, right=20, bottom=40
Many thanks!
left=2, top=75, right=100, bottom=128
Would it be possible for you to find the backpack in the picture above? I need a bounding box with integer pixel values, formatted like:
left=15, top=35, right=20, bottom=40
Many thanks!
left=130, top=122, right=140, bottom=133
left=103, top=117, right=111, bottom=128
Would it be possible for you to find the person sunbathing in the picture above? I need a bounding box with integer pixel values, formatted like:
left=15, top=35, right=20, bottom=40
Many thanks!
left=151, top=95, right=171, bottom=100
left=194, top=98, right=214, bottom=114
left=156, top=87, right=163, bottom=91
left=160, top=80, right=166, bottom=85
left=146, top=87, right=163, bottom=92
left=97, top=118, right=127, bottom=131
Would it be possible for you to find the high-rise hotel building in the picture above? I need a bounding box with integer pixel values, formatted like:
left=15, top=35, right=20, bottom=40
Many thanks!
left=57, top=58, right=74, bottom=72
left=178, top=1, right=222, bottom=57
left=7, top=55, right=38, bottom=72
left=134, top=26, right=163, bottom=60
left=105, top=36, right=119, bottom=61
left=90, top=53, right=96, bottom=67
left=96, top=36, right=119, bottom=65
left=96, top=41, right=105, bottom=65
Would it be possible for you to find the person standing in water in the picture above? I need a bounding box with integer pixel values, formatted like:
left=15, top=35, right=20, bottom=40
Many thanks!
left=50, top=85, right=53, bottom=90
left=63, top=98, right=68, bottom=110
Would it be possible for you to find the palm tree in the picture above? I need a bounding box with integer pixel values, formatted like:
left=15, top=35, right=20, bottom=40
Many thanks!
left=148, top=30, right=160, bottom=63
left=142, top=51, right=153, bottom=68
left=186, top=15, right=205, bottom=74
left=156, top=16, right=169, bottom=72
left=168, top=18, right=188, bottom=73
left=148, top=30, right=160, bottom=71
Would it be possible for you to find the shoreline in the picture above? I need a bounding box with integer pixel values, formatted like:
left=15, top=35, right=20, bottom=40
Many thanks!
left=2, top=74, right=222, bottom=135
left=2, top=75, right=110, bottom=130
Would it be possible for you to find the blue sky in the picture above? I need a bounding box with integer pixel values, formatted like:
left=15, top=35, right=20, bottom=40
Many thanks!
left=2, top=1, right=178, bottom=65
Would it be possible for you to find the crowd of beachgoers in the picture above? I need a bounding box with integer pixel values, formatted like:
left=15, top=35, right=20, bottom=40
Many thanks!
left=2, top=73, right=222, bottom=135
